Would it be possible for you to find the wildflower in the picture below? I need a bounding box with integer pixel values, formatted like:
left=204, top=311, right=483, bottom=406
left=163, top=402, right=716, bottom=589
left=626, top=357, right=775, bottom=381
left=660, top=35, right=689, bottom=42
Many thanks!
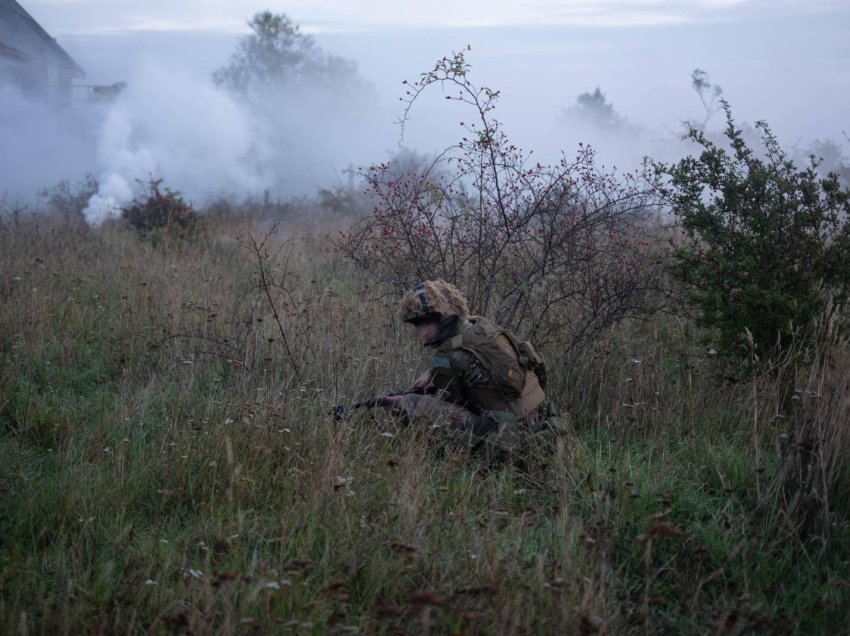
left=180, top=567, right=204, bottom=579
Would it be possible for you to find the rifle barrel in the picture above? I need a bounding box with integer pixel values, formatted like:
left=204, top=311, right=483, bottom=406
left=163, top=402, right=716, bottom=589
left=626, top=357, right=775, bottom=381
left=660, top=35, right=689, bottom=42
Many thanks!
left=332, top=387, right=424, bottom=421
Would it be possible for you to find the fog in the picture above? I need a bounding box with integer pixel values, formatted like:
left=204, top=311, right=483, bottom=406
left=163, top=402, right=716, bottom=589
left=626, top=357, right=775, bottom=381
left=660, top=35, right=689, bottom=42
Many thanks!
left=0, top=82, right=96, bottom=198
left=2, top=2, right=848, bottom=217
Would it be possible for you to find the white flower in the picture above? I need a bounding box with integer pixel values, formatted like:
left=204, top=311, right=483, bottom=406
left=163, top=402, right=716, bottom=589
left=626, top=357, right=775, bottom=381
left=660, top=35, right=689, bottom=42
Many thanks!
left=180, top=568, right=203, bottom=579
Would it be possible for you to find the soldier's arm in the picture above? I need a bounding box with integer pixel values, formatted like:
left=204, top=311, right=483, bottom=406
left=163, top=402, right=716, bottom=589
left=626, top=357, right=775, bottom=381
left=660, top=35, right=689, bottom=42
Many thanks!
left=451, top=350, right=489, bottom=388
left=432, top=349, right=479, bottom=405
left=379, top=371, right=432, bottom=404
left=410, top=369, right=433, bottom=391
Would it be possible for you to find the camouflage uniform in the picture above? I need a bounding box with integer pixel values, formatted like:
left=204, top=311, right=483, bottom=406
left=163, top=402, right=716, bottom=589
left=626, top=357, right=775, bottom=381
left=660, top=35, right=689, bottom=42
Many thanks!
left=392, top=280, right=568, bottom=459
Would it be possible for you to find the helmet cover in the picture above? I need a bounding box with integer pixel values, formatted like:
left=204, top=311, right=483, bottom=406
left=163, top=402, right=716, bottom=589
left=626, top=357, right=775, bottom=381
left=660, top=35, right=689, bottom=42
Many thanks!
left=398, top=279, right=470, bottom=324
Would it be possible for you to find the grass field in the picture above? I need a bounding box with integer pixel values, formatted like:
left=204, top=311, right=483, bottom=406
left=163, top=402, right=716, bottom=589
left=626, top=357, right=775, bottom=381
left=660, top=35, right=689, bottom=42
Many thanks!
left=1, top=210, right=848, bottom=634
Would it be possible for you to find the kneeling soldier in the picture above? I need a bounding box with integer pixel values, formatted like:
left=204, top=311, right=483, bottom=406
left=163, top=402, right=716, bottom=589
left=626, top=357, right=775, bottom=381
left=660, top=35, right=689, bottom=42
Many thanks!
left=382, top=279, right=568, bottom=459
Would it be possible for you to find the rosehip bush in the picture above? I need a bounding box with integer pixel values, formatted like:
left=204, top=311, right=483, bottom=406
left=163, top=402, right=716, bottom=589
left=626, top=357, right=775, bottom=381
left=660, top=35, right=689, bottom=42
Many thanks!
left=337, top=49, right=661, bottom=348
left=123, top=178, right=199, bottom=242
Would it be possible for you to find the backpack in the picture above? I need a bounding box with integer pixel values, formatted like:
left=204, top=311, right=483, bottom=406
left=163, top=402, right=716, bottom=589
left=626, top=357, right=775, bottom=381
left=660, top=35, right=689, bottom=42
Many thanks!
left=511, top=335, right=548, bottom=390
left=450, top=316, right=548, bottom=395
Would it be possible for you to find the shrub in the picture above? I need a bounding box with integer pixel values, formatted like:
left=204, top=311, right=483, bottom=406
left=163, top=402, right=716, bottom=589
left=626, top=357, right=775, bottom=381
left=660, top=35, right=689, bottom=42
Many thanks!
left=653, top=101, right=850, bottom=358
left=37, top=175, right=98, bottom=224
left=337, top=49, right=660, bottom=349
left=122, top=178, right=199, bottom=241
left=316, top=182, right=374, bottom=218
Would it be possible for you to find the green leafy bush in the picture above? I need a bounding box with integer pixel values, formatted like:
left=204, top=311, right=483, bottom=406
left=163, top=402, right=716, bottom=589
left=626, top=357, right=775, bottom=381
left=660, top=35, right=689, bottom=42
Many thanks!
left=654, top=102, right=850, bottom=357
left=122, top=178, right=199, bottom=241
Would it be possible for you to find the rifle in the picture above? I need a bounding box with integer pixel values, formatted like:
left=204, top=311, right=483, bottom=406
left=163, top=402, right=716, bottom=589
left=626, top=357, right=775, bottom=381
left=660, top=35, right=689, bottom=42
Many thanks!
left=332, top=387, right=424, bottom=421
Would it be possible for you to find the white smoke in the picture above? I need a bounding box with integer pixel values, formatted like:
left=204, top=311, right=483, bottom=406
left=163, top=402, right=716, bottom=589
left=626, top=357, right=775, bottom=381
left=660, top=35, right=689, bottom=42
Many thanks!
left=3, top=36, right=390, bottom=225
left=82, top=61, right=274, bottom=225
left=82, top=175, right=134, bottom=226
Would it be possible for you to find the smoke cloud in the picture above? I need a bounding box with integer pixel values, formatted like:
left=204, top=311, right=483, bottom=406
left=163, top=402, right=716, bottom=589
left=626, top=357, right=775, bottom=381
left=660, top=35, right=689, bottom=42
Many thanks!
left=2, top=38, right=391, bottom=224
left=81, top=61, right=274, bottom=224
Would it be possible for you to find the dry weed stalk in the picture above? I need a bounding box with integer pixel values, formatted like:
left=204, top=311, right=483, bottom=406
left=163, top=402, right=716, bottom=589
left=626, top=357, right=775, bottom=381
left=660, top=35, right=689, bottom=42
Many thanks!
left=238, top=222, right=302, bottom=382
left=762, top=310, right=850, bottom=537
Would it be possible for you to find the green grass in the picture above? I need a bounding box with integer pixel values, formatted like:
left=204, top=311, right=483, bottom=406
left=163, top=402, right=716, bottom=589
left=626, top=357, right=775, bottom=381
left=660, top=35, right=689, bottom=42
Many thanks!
left=1, top=213, right=848, bottom=634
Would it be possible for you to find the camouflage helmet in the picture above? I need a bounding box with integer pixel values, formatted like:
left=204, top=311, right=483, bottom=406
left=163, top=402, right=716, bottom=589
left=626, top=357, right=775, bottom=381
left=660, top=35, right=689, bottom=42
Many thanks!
left=399, top=279, right=470, bottom=324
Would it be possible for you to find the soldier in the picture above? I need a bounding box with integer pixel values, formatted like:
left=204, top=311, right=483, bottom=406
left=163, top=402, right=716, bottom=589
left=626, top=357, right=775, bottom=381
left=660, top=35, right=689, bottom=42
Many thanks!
left=380, top=279, right=568, bottom=460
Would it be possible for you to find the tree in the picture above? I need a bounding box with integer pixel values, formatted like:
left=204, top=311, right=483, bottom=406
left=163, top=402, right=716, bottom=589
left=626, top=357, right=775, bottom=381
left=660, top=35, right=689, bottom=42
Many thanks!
left=212, top=11, right=364, bottom=95
left=561, top=87, right=634, bottom=133
left=689, top=68, right=723, bottom=130
left=654, top=101, right=850, bottom=358
left=798, top=138, right=850, bottom=184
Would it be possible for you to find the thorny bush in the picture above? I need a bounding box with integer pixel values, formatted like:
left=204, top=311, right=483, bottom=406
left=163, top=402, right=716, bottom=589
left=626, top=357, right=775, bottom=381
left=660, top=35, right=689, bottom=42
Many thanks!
left=123, top=178, right=199, bottom=241
left=337, top=49, right=661, bottom=348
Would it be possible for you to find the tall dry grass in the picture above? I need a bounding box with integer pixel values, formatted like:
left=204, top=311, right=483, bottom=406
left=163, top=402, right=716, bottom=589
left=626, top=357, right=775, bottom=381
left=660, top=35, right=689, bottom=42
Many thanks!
left=1, top=210, right=848, bottom=634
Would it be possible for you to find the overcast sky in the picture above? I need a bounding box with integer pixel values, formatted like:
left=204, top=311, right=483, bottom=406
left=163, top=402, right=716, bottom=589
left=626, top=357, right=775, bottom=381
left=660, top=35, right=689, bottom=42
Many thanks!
left=25, top=0, right=850, bottom=33
left=7, top=0, right=849, bottom=202
left=28, top=0, right=848, bottom=142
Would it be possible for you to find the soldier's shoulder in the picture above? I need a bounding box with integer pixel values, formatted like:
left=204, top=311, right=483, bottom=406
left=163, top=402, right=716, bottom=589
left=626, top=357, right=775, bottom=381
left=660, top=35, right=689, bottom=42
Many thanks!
left=458, top=316, right=504, bottom=343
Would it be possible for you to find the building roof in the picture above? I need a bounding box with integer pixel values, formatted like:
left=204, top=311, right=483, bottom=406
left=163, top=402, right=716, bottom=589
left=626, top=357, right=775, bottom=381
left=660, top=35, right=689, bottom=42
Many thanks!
left=0, top=0, right=84, bottom=77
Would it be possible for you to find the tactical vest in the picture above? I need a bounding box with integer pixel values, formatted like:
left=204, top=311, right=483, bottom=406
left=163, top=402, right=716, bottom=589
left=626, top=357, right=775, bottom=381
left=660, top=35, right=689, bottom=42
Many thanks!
left=428, top=316, right=546, bottom=419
